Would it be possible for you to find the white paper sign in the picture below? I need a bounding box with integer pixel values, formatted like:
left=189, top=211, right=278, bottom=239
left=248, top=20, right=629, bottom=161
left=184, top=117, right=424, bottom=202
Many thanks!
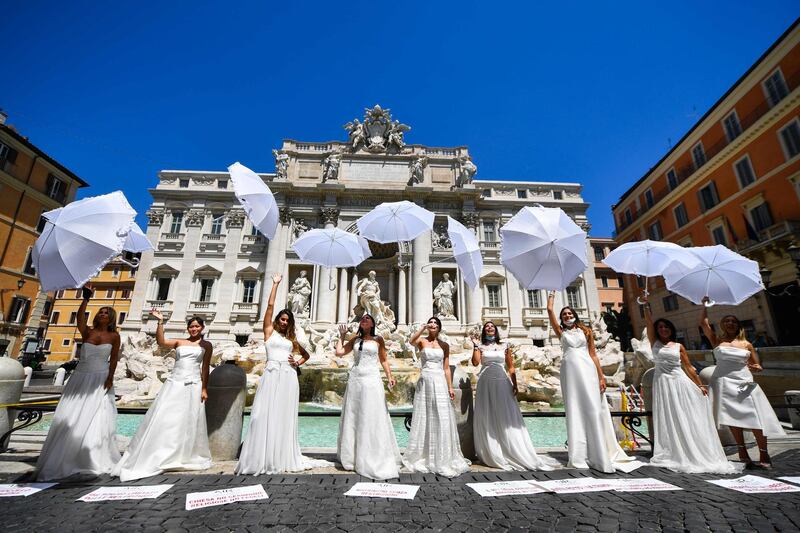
left=707, top=475, right=800, bottom=494
left=779, top=476, right=800, bottom=485
left=0, top=483, right=56, bottom=497
left=612, top=478, right=682, bottom=492
left=185, top=485, right=268, bottom=510
left=344, top=482, right=419, bottom=500
left=614, top=460, right=647, bottom=473
left=78, top=484, right=173, bottom=502
left=466, top=480, right=548, bottom=497
left=537, top=477, right=618, bottom=494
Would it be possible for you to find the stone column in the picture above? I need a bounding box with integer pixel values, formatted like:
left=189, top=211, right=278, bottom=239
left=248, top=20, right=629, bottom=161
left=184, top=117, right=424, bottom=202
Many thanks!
left=315, top=208, right=339, bottom=324
left=337, top=268, right=349, bottom=323
left=170, top=208, right=206, bottom=325
left=260, top=207, right=290, bottom=322
left=460, top=212, right=482, bottom=327
left=397, top=266, right=407, bottom=325
left=214, top=209, right=245, bottom=327
left=388, top=268, right=396, bottom=311
left=507, top=278, right=525, bottom=331
left=411, top=226, right=432, bottom=323
left=349, top=271, right=359, bottom=313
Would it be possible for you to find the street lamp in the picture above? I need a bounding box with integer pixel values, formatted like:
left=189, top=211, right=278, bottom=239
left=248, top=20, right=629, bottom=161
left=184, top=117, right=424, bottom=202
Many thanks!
left=16, top=278, right=24, bottom=290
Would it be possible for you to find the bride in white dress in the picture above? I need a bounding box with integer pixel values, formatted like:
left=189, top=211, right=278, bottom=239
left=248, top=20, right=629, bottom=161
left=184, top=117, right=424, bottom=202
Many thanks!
left=701, top=302, right=785, bottom=468
left=472, top=321, right=556, bottom=471
left=547, top=293, right=632, bottom=473
left=36, top=285, right=121, bottom=480
left=336, top=314, right=401, bottom=479
left=403, top=317, right=470, bottom=477
left=237, top=274, right=330, bottom=474
left=641, top=295, right=737, bottom=473
left=114, top=311, right=212, bottom=481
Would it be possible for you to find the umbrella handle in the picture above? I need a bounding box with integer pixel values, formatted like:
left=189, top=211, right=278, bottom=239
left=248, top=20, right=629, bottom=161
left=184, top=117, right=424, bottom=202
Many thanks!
left=420, top=256, right=453, bottom=273
left=704, top=298, right=716, bottom=308
left=328, top=270, right=336, bottom=292
left=635, top=279, right=649, bottom=305
left=116, top=255, right=140, bottom=268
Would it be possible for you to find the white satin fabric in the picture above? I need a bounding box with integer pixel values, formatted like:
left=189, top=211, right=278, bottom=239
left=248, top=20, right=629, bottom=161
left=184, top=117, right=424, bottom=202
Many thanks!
left=403, top=347, right=470, bottom=477
left=114, top=345, right=211, bottom=481
left=650, top=342, right=738, bottom=473
left=337, top=339, right=401, bottom=479
left=36, top=343, right=120, bottom=481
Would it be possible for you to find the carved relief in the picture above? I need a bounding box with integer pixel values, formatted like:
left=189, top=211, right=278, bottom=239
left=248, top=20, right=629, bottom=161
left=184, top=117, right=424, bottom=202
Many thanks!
left=494, top=189, right=516, bottom=196
left=185, top=209, right=206, bottom=227
left=292, top=218, right=310, bottom=241
left=279, top=206, right=291, bottom=225
left=344, top=105, right=410, bottom=154
left=408, top=155, right=428, bottom=186
left=226, top=209, right=246, bottom=228
left=146, top=209, right=165, bottom=226
left=322, top=152, right=341, bottom=182
left=320, top=207, right=340, bottom=226
left=460, top=212, right=479, bottom=229
left=431, top=223, right=452, bottom=250
left=193, top=176, right=216, bottom=186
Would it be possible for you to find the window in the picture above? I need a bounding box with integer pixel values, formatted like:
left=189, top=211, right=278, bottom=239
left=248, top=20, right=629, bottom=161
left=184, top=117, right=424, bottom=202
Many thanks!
left=734, top=156, right=756, bottom=188
left=8, top=297, right=30, bottom=323
left=75, top=289, right=83, bottom=298
left=723, top=111, right=742, bottom=141
left=50, top=311, right=60, bottom=324
left=250, top=224, right=261, bottom=236
left=674, top=203, right=689, bottom=228
left=697, top=181, right=720, bottom=212
left=594, top=246, right=605, bottom=261
left=482, top=189, right=491, bottom=197
left=45, top=174, right=65, bottom=201
left=23, top=250, right=35, bottom=274
left=648, top=221, right=663, bottom=241
left=210, top=212, right=224, bottom=235
left=199, top=279, right=214, bottom=302
left=711, top=225, right=727, bottom=246
left=764, top=69, right=789, bottom=107
left=218, top=180, right=228, bottom=189
left=666, top=168, right=678, bottom=190
left=121, top=289, right=130, bottom=299
left=42, top=300, right=52, bottom=317
left=692, top=142, right=706, bottom=168
left=527, top=290, right=541, bottom=308
left=617, top=276, right=624, bottom=288
left=36, top=213, right=48, bottom=233
left=644, top=189, right=654, bottom=208
left=105, top=289, right=114, bottom=298
left=601, top=276, right=609, bottom=288
left=750, top=202, right=774, bottom=232
left=118, top=312, right=126, bottom=324
left=663, top=294, right=679, bottom=312
left=43, top=339, right=52, bottom=351
left=242, top=280, right=256, bottom=303
left=553, top=191, right=563, bottom=200
left=62, top=339, right=71, bottom=347
left=779, top=120, right=800, bottom=160
left=169, top=211, right=183, bottom=233
left=55, top=289, right=65, bottom=299
left=0, top=142, right=18, bottom=168
left=487, top=285, right=502, bottom=307
left=179, top=178, right=190, bottom=188
left=624, top=208, right=633, bottom=225
left=517, top=189, right=527, bottom=199
left=566, top=286, right=581, bottom=309
left=112, top=267, right=120, bottom=277
left=156, top=277, right=171, bottom=301
left=482, top=221, right=496, bottom=242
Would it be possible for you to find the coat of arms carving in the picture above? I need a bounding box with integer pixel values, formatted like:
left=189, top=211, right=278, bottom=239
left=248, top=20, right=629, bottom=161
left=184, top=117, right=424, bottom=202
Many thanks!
left=343, top=105, right=410, bottom=153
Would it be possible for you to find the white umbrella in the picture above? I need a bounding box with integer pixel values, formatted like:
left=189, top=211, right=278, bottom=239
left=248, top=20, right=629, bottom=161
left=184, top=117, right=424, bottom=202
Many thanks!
left=664, top=245, right=764, bottom=306
left=356, top=201, right=434, bottom=244
left=500, top=206, right=587, bottom=291
left=122, top=222, right=154, bottom=253
left=292, top=228, right=372, bottom=268
left=447, top=216, right=482, bottom=289
left=228, top=161, right=279, bottom=240
left=33, top=191, right=137, bottom=291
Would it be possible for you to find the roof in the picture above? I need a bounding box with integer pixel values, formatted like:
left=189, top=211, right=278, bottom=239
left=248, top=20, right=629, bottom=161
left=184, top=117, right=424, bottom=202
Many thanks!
left=0, top=123, right=88, bottom=187
left=613, top=17, right=800, bottom=209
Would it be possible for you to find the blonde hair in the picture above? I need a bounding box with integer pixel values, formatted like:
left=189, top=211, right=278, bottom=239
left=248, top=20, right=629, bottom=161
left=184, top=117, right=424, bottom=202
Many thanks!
left=92, top=306, right=118, bottom=333
left=720, top=315, right=746, bottom=342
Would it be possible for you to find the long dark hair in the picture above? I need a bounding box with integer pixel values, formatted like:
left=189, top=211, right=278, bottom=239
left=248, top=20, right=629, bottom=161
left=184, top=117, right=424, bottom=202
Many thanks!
left=481, top=321, right=501, bottom=345
left=559, top=306, right=591, bottom=338
left=427, top=316, right=442, bottom=336
left=357, top=314, right=376, bottom=352
left=653, top=318, right=677, bottom=343
left=272, top=308, right=297, bottom=344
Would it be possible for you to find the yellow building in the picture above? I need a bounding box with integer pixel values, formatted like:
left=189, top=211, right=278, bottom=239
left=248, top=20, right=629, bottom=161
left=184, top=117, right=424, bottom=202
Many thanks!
left=0, top=112, right=87, bottom=358
left=44, top=257, right=137, bottom=362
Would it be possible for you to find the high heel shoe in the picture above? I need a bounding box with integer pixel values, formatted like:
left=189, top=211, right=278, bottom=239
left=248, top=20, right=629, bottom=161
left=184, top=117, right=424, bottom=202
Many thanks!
left=737, top=445, right=755, bottom=469
left=757, top=448, right=773, bottom=469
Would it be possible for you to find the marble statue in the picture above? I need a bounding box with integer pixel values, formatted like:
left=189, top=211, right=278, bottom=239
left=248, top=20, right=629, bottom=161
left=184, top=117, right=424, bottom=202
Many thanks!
left=344, top=105, right=410, bottom=153
left=356, top=270, right=383, bottom=320
left=387, top=120, right=411, bottom=152
left=408, top=155, right=428, bottom=186
left=272, top=149, right=289, bottom=180
left=343, top=119, right=366, bottom=151
left=433, top=273, right=456, bottom=319
left=431, top=223, right=451, bottom=250
left=292, top=218, right=309, bottom=241
left=323, top=152, right=341, bottom=182
left=455, top=156, right=477, bottom=187
left=288, top=271, right=312, bottom=316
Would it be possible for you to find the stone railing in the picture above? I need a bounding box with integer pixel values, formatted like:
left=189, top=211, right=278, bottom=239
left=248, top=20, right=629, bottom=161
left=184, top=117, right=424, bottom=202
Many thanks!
left=522, top=307, right=546, bottom=325
left=240, top=234, right=267, bottom=253
left=143, top=300, right=173, bottom=320
left=158, top=232, right=185, bottom=252
left=200, top=233, right=226, bottom=253
left=481, top=306, right=509, bottom=325
left=231, top=302, right=259, bottom=320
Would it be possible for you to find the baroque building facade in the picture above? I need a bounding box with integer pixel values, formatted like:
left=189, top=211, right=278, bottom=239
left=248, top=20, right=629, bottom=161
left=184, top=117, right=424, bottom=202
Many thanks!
left=123, top=106, right=601, bottom=348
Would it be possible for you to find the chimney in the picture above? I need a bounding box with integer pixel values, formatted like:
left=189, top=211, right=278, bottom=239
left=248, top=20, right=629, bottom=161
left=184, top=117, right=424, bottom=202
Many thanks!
left=0, top=109, right=6, bottom=125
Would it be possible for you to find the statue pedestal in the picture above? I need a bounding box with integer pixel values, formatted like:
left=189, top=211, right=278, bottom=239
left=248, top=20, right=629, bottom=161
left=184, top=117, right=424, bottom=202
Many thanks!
left=205, top=362, right=247, bottom=461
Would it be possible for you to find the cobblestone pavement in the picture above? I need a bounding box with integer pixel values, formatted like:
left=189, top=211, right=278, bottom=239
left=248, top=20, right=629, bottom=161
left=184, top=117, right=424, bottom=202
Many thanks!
left=2, top=448, right=800, bottom=532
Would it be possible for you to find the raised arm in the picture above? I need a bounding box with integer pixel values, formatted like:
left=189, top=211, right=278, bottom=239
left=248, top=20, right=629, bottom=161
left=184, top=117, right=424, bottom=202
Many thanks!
left=408, top=324, right=428, bottom=349
left=504, top=344, right=517, bottom=397
left=150, top=309, right=179, bottom=349
left=104, top=333, right=121, bottom=391
left=441, top=342, right=455, bottom=400
left=77, top=285, right=92, bottom=341
left=699, top=297, right=718, bottom=347
left=546, top=291, right=562, bottom=338
left=469, top=333, right=481, bottom=366
left=335, top=324, right=356, bottom=356
left=377, top=337, right=396, bottom=389
left=641, top=292, right=657, bottom=347
left=586, top=330, right=607, bottom=393
left=200, top=340, right=212, bottom=403
left=262, top=273, right=282, bottom=338
left=678, top=344, right=707, bottom=395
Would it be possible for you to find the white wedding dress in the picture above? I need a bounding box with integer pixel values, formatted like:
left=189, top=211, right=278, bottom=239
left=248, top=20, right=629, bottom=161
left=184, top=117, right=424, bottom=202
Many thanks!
left=403, top=347, right=470, bottom=477
left=650, top=342, right=738, bottom=473
left=236, top=332, right=331, bottom=474
left=710, top=345, right=785, bottom=437
left=36, top=343, right=120, bottom=481
left=114, top=345, right=212, bottom=481
left=560, top=328, right=632, bottom=473
left=473, top=342, right=557, bottom=471
left=337, top=339, right=401, bottom=479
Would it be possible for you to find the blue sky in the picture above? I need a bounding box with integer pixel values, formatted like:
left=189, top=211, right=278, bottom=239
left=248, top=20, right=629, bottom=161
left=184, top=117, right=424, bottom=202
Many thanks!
left=3, top=1, right=798, bottom=236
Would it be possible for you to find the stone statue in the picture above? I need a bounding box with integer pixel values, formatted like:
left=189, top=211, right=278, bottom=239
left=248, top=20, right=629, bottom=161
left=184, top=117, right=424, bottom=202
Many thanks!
left=408, top=155, right=428, bottom=186
left=343, top=119, right=366, bottom=151
left=272, top=149, right=289, bottom=180
left=455, top=156, right=477, bottom=187
left=292, top=218, right=309, bottom=241
left=431, top=223, right=451, bottom=250
left=322, top=152, right=341, bottom=182
left=288, top=271, right=312, bottom=316
left=356, top=270, right=383, bottom=320
left=433, top=273, right=456, bottom=319
left=344, top=105, right=410, bottom=153
left=387, top=120, right=411, bottom=152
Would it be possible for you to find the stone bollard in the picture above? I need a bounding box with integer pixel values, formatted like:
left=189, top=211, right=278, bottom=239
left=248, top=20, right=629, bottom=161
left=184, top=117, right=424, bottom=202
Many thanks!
left=450, top=364, right=475, bottom=460
left=698, top=366, right=743, bottom=446
left=53, top=368, right=66, bottom=386
left=640, top=368, right=655, bottom=444
left=205, top=361, right=246, bottom=461
left=785, top=390, right=800, bottom=430
left=23, top=367, right=32, bottom=387
left=0, top=357, right=26, bottom=452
